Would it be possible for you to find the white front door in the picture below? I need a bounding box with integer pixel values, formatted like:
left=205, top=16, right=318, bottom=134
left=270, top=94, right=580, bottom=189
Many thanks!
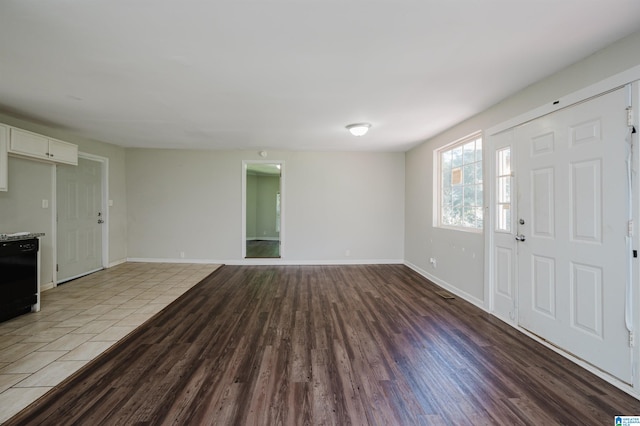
left=515, top=87, right=632, bottom=383
left=57, top=157, right=104, bottom=283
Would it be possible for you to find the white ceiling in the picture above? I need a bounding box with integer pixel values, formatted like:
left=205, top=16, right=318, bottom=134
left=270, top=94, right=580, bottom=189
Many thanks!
left=1, top=1, right=639, bottom=152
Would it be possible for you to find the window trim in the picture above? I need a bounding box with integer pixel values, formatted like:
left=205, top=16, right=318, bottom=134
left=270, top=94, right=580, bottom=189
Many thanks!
left=434, top=131, right=484, bottom=233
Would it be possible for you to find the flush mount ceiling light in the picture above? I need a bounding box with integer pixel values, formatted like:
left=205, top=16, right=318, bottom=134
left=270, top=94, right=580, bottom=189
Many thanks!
left=346, top=123, right=371, bottom=136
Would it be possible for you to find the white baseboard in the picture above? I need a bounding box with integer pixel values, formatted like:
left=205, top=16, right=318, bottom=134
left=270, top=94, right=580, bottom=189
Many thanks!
left=403, top=261, right=485, bottom=309
left=108, top=258, right=127, bottom=268
left=40, top=281, right=55, bottom=292
left=127, top=257, right=221, bottom=264
left=127, top=257, right=404, bottom=266
left=227, top=258, right=404, bottom=266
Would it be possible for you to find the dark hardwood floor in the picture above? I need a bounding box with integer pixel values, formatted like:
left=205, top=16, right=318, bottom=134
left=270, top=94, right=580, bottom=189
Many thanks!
left=8, top=265, right=640, bottom=425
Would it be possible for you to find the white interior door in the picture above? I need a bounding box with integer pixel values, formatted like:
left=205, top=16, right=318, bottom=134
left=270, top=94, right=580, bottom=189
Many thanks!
left=57, top=157, right=104, bottom=283
left=515, top=88, right=632, bottom=383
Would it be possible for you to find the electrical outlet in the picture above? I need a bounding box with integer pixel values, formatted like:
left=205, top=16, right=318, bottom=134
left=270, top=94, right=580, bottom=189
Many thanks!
left=429, top=257, right=437, bottom=268
left=180, top=251, right=185, bottom=259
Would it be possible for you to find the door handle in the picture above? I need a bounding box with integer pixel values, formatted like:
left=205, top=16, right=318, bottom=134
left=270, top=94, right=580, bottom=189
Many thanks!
left=515, top=234, right=526, bottom=242
left=98, top=219, right=104, bottom=224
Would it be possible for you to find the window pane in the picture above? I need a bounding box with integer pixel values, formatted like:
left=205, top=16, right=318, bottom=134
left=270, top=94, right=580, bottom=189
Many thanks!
left=475, top=207, right=483, bottom=229
left=464, top=185, right=475, bottom=207
left=497, top=204, right=511, bottom=232
left=476, top=184, right=483, bottom=206
left=463, top=141, right=475, bottom=164
left=442, top=150, right=452, bottom=173
left=442, top=185, right=452, bottom=207
left=498, top=176, right=510, bottom=203
left=463, top=206, right=477, bottom=228
left=498, top=147, right=510, bottom=176
left=442, top=205, right=454, bottom=225
left=452, top=186, right=463, bottom=208
left=463, top=164, right=475, bottom=186
left=475, top=139, right=483, bottom=162
left=475, top=161, right=483, bottom=184
left=451, top=146, right=463, bottom=168
left=452, top=204, right=462, bottom=224
left=442, top=166, right=451, bottom=187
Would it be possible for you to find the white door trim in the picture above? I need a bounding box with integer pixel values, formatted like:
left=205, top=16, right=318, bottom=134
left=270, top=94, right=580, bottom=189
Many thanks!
left=487, top=64, right=640, bottom=137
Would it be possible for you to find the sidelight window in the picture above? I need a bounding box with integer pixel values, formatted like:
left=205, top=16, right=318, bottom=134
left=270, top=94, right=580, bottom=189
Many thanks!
left=496, top=147, right=512, bottom=232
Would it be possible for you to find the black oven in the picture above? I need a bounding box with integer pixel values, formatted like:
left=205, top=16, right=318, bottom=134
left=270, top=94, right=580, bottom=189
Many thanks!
left=0, top=238, right=38, bottom=322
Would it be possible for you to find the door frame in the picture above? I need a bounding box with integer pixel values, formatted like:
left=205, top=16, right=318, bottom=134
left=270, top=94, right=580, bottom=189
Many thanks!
left=241, top=159, right=285, bottom=262
left=485, top=67, right=640, bottom=393
left=53, top=152, right=109, bottom=285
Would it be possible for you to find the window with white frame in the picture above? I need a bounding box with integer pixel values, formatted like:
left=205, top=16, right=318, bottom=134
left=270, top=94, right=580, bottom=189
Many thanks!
left=496, top=147, right=511, bottom=232
left=437, top=133, right=483, bottom=230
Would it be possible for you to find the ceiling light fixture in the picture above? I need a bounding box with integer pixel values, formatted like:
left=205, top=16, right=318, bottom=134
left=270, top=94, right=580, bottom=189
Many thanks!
left=346, top=123, right=371, bottom=136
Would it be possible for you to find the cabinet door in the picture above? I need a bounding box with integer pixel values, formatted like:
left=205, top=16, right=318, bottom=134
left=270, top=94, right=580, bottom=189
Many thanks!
left=9, top=128, right=49, bottom=160
left=48, top=138, right=78, bottom=165
left=0, top=124, right=7, bottom=192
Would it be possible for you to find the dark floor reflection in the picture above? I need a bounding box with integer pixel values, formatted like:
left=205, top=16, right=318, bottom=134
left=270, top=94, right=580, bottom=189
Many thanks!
left=246, top=240, right=280, bottom=258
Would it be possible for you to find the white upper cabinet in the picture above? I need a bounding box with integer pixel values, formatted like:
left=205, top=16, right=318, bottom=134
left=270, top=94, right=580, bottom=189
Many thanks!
left=48, top=137, right=78, bottom=165
left=9, top=128, right=49, bottom=159
left=9, top=128, right=78, bottom=165
left=0, top=124, right=7, bottom=192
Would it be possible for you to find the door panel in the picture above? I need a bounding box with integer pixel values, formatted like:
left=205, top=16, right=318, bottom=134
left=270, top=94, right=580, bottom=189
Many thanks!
left=57, top=157, right=103, bottom=282
left=531, top=168, right=554, bottom=237
left=516, top=88, right=631, bottom=383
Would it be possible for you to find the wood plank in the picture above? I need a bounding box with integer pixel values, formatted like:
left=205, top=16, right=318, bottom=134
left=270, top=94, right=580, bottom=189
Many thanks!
left=6, top=265, right=640, bottom=425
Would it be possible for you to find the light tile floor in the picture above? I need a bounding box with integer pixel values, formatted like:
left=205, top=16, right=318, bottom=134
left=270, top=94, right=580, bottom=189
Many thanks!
left=0, top=262, right=220, bottom=424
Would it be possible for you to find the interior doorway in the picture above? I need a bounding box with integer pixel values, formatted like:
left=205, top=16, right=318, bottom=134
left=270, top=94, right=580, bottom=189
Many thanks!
left=242, top=161, right=283, bottom=259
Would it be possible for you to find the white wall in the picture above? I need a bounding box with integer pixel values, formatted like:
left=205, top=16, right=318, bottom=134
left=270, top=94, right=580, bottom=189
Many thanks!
left=405, top=29, right=640, bottom=304
left=246, top=173, right=280, bottom=240
left=258, top=175, right=280, bottom=239
left=126, top=149, right=405, bottom=263
left=0, top=114, right=128, bottom=285
left=0, top=157, right=55, bottom=284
